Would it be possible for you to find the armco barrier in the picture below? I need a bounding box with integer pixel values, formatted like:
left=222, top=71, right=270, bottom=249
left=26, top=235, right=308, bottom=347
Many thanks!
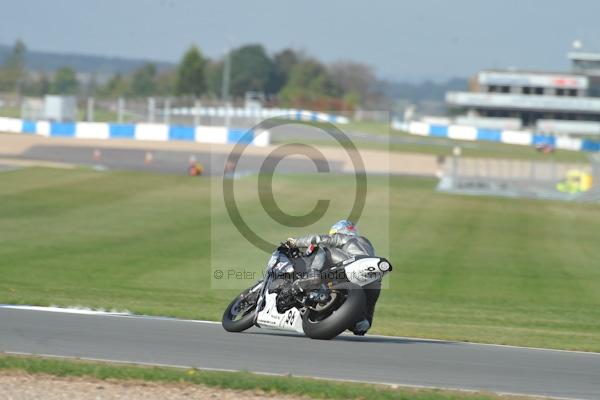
left=0, top=117, right=270, bottom=147
left=171, top=106, right=349, bottom=124
left=392, top=120, right=600, bottom=153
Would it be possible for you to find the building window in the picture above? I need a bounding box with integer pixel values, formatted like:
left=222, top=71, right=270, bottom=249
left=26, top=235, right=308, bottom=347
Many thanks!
left=501, top=86, right=510, bottom=93
left=488, top=85, right=497, bottom=93
left=523, top=87, right=531, bottom=94
left=556, top=88, right=565, bottom=96
left=568, top=89, right=578, bottom=96
left=534, top=87, right=544, bottom=95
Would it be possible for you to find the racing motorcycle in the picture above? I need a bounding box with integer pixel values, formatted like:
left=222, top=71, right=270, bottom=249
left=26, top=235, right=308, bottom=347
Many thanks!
left=221, top=242, right=392, bottom=340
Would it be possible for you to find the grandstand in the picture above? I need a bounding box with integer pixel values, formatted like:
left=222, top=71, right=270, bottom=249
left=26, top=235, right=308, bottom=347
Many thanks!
left=446, top=50, right=600, bottom=136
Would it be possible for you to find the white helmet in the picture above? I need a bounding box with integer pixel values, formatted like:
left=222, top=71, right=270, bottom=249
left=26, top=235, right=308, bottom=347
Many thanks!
left=329, top=220, right=359, bottom=236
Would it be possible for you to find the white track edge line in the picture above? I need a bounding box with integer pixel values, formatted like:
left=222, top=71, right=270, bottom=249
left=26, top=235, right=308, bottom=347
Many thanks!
left=1, top=304, right=598, bottom=355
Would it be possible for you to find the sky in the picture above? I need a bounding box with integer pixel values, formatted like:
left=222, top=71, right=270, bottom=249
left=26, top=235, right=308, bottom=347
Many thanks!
left=2, top=0, right=600, bottom=82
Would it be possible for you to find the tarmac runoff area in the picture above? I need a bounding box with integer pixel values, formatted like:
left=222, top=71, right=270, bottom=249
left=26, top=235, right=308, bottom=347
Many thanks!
left=0, top=133, right=440, bottom=176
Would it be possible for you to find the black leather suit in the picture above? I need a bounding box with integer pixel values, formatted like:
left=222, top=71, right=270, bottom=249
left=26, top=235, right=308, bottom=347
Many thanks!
left=293, top=233, right=381, bottom=326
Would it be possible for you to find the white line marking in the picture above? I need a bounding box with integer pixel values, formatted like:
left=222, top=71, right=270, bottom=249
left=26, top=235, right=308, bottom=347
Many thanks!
left=0, top=304, right=220, bottom=324
left=2, top=351, right=577, bottom=400
left=0, top=305, right=131, bottom=316
left=1, top=304, right=598, bottom=355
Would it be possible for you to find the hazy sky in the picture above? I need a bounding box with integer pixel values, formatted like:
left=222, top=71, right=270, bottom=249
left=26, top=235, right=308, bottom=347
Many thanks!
left=2, top=0, right=600, bottom=82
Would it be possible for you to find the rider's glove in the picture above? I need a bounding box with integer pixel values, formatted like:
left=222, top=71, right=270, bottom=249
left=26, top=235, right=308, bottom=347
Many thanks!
left=285, top=238, right=297, bottom=248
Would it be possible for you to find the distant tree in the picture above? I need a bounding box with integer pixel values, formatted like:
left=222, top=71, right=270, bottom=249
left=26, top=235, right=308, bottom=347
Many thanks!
left=50, top=66, right=79, bottom=95
left=280, top=59, right=340, bottom=103
left=229, top=44, right=274, bottom=97
left=156, top=70, right=176, bottom=96
left=81, top=73, right=99, bottom=97
left=38, top=73, right=51, bottom=96
left=1, top=39, right=27, bottom=93
left=268, top=48, right=301, bottom=94
left=26, top=73, right=50, bottom=96
left=129, top=63, right=157, bottom=97
left=100, top=73, right=129, bottom=97
left=328, top=61, right=375, bottom=106
left=205, top=60, right=223, bottom=98
left=175, top=45, right=207, bottom=97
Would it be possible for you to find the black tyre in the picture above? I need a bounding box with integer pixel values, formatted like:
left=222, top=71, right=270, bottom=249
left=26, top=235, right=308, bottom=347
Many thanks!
left=302, top=283, right=366, bottom=340
left=222, top=286, right=259, bottom=332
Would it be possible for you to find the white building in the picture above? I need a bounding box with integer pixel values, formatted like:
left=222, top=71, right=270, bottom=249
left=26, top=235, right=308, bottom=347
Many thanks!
left=446, top=51, right=600, bottom=136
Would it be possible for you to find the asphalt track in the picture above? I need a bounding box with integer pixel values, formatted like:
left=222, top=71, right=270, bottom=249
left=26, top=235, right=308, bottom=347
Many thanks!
left=1, top=307, right=599, bottom=399
left=7, top=144, right=343, bottom=176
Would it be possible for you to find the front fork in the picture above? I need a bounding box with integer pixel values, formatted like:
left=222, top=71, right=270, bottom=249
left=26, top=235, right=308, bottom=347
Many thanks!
left=252, top=278, right=269, bottom=323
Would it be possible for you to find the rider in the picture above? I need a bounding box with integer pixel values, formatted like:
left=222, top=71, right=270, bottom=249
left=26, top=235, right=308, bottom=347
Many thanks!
left=285, top=220, right=380, bottom=336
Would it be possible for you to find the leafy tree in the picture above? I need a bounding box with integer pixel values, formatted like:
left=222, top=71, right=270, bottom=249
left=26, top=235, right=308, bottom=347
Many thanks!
left=229, top=44, right=274, bottom=97
left=100, top=73, right=129, bottom=97
left=1, top=39, right=27, bottom=93
left=50, top=66, right=79, bottom=95
left=175, top=45, right=207, bottom=97
left=81, top=73, right=99, bottom=97
left=280, top=59, right=340, bottom=103
left=129, top=63, right=157, bottom=97
left=26, top=73, right=50, bottom=96
left=205, top=60, right=224, bottom=98
left=156, top=70, right=176, bottom=96
left=329, top=61, right=375, bottom=106
left=268, top=48, right=301, bottom=94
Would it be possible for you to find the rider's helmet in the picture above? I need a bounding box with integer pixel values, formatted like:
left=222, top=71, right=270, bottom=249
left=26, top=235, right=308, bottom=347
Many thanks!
left=329, top=220, right=359, bottom=236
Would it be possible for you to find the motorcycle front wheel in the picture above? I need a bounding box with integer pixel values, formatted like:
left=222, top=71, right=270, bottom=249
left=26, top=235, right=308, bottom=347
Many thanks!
left=302, top=282, right=365, bottom=340
left=222, top=286, right=259, bottom=332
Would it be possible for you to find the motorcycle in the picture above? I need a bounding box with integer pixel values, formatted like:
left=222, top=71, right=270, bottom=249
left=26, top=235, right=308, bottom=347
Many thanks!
left=221, top=242, right=392, bottom=340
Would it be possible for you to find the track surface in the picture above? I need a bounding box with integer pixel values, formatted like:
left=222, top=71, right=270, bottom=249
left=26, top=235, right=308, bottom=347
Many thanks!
left=16, top=145, right=342, bottom=176
left=1, top=307, right=599, bottom=399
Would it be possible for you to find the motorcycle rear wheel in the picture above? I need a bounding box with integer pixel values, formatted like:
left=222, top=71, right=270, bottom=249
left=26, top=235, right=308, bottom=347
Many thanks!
left=302, top=283, right=365, bottom=340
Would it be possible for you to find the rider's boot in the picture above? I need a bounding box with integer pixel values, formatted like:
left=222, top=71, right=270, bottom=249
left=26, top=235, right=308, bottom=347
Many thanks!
left=352, top=319, right=371, bottom=336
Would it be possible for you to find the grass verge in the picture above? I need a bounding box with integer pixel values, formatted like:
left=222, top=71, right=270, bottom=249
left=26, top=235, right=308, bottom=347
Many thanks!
left=1, top=168, right=599, bottom=351
left=0, top=354, right=530, bottom=400
left=273, top=136, right=589, bottom=162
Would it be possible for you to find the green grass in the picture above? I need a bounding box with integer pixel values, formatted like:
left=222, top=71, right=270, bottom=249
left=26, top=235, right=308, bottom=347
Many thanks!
left=1, top=168, right=600, bottom=351
left=0, top=106, right=21, bottom=118
left=274, top=121, right=590, bottom=162
left=342, top=121, right=590, bottom=162
left=0, top=355, right=526, bottom=400
left=273, top=136, right=589, bottom=162
left=392, top=134, right=590, bottom=162
left=344, top=120, right=394, bottom=136
left=1, top=105, right=135, bottom=123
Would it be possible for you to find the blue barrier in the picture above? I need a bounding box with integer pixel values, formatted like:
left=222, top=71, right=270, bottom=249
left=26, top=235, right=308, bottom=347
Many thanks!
left=50, top=122, right=76, bottom=137
left=227, top=128, right=254, bottom=144
left=429, top=124, right=448, bottom=137
left=2, top=116, right=269, bottom=146
left=168, top=125, right=195, bottom=141
left=476, top=128, right=502, bottom=142
left=532, top=134, right=557, bottom=146
left=582, top=140, right=600, bottom=152
left=109, top=124, right=136, bottom=139
left=22, top=120, right=37, bottom=134
left=404, top=122, right=600, bottom=152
